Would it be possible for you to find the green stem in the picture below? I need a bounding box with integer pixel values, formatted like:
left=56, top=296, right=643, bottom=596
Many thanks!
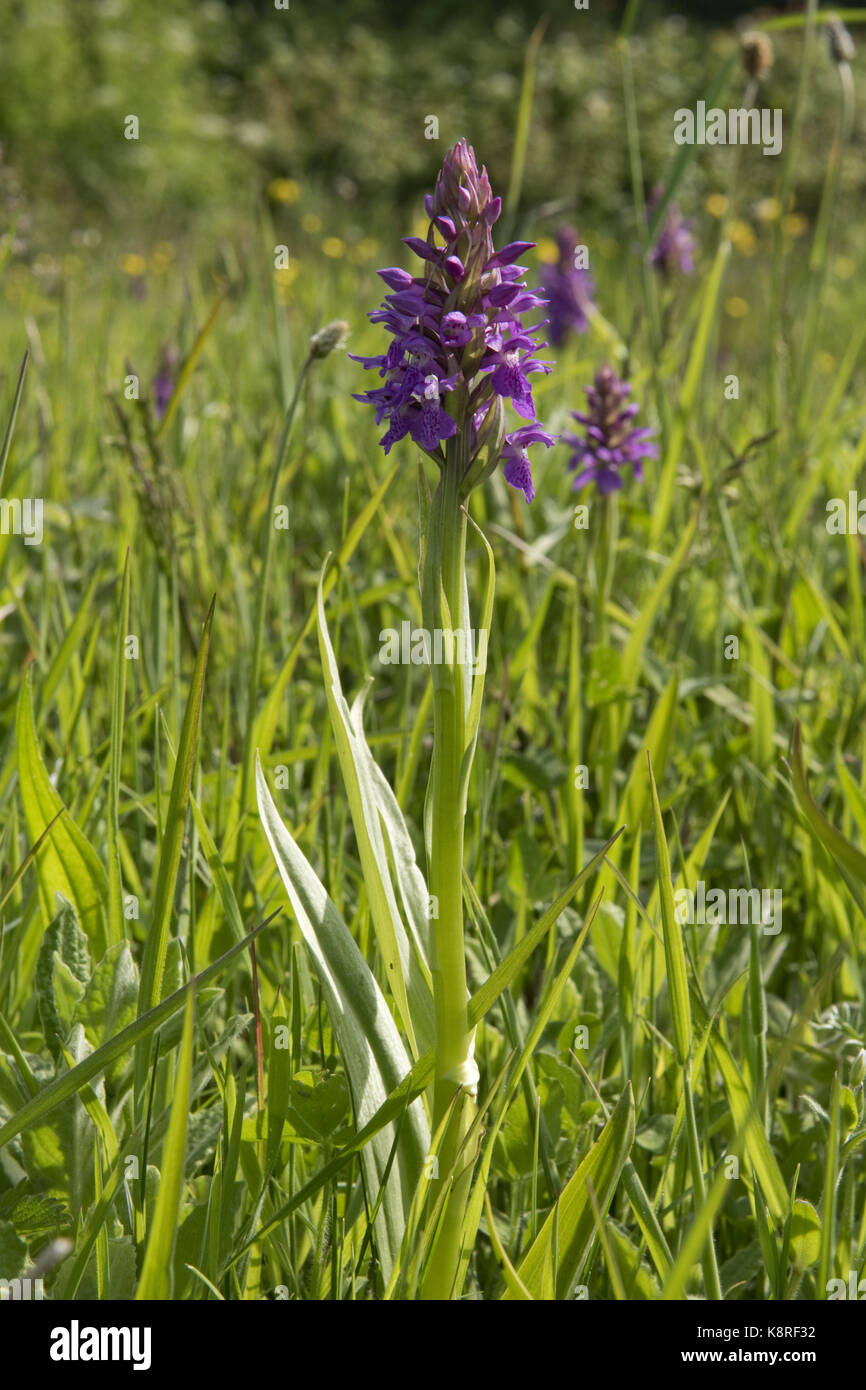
left=421, top=440, right=479, bottom=1298
left=683, top=1066, right=722, bottom=1300
left=235, top=354, right=312, bottom=893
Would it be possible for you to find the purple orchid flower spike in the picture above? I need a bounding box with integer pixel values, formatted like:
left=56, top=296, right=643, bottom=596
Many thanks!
left=563, top=364, right=658, bottom=495
left=647, top=185, right=698, bottom=277
left=352, top=138, right=553, bottom=502
left=539, top=226, right=595, bottom=346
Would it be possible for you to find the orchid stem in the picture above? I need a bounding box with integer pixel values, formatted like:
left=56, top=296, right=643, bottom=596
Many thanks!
left=421, top=440, right=479, bottom=1298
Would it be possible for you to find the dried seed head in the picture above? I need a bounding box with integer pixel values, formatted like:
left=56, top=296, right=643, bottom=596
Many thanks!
left=309, top=319, right=350, bottom=358
left=740, top=31, right=774, bottom=81
left=827, top=16, right=856, bottom=66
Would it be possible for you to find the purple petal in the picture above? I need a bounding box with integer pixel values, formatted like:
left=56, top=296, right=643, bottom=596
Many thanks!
left=486, top=241, right=535, bottom=269
left=402, top=236, right=440, bottom=263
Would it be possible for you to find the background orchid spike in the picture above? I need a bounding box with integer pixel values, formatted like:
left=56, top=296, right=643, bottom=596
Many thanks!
left=540, top=226, right=595, bottom=345
left=563, top=363, right=658, bottom=495
left=352, top=138, right=554, bottom=503
left=646, top=184, right=698, bottom=276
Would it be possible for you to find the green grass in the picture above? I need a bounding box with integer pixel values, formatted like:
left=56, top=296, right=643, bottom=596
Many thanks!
left=0, top=5, right=866, bottom=1302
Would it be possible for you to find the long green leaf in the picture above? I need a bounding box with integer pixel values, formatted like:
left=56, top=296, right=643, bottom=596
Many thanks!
left=649, top=753, right=692, bottom=1067
left=316, top=563, right=434, bottom=1057
left=136, top=988, right=196, bottom=1299
left=504, top=1084, right=635, bottom=1300
left=256, top=756, right=429, bottom=1283
left=135, top=597, right=214, bottom=1107
left=229, top=838, right=621, bottom=1264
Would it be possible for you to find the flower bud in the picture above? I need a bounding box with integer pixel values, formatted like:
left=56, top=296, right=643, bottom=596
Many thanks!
left=849, top=1046, right=866, bottom=1088
left=309, top=319, right=349, bottom=359
left=741, top=31, right=774, bottom=81
left=460, top=395, right=506, bottom=498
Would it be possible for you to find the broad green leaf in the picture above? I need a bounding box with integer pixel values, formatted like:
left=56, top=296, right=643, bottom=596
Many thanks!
left=316, top=565, right=433, bottom=1057
left=231, top=848, right=620, bottom=1265
left=72, top=941, right=139, bottom=1086
left=36, top=896, right=91, bottom=1062
left=710, top=1032, right=789, bottom=1224
left=0, top=1221, right=27, bottom=1279
left=256, top=757, right=429, bottom=1283
left=0, top=912, right=276, bottom=1153
left=789, top=1198, right=821, bottom=1268
left=504, top=1085, right=635, bottom=1300
left=16, top=673, right=108, bottom=954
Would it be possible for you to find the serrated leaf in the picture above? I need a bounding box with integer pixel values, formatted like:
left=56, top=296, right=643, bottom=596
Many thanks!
left=73, top=941, right=139, bottom=1085
left=0, top=915, right=275, bottom=1154
left=36, top=897, right=91, bottom=1062
left=0, top=1220, right=27, bottom=1280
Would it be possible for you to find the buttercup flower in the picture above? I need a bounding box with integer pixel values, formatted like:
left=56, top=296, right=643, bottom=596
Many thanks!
left=563, top=364, right=658, bottom=495
left=352, top=139, right=553, bottom=502
left=539, top=226, right=594, bottom=345
left=647, top=185, right=698, bottom=277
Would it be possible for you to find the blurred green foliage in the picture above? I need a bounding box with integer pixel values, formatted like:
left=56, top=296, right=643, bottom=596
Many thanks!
left=1, top=0, right=864, bottom=251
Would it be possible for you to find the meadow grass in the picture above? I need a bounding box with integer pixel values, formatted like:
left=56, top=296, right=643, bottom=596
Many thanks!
left=0, top=5, right=865, bottom=1302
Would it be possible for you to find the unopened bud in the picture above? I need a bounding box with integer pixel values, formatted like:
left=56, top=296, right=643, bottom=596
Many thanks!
left=741, top=31, right=774, bottom=81
left=850, top=1047, right=866, bottom=1087
left=309, top=319, right=349, bottom=359
left=460, top=395, right=505, bottom=499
